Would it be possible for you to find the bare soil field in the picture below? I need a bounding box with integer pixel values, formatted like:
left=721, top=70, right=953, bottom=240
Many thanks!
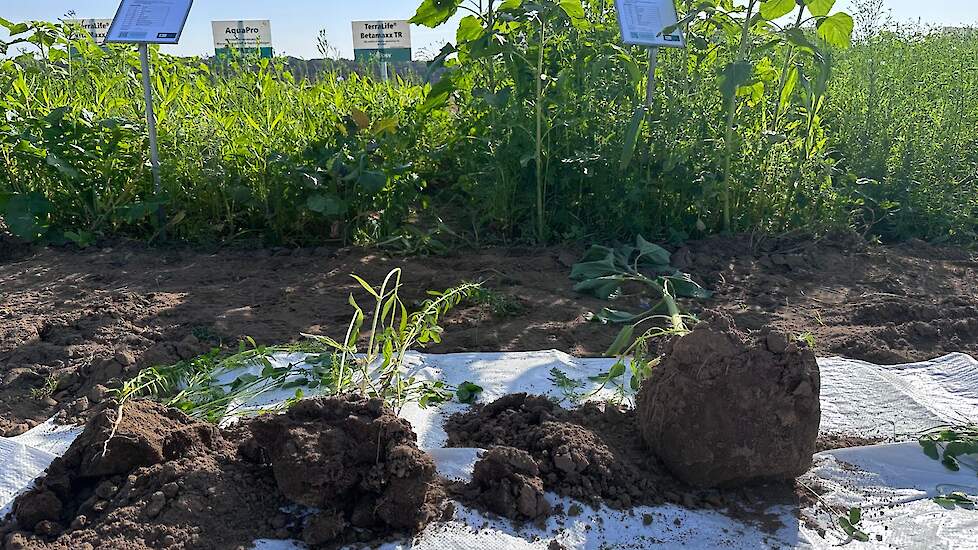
left=2, top=232, right=977, bottom=435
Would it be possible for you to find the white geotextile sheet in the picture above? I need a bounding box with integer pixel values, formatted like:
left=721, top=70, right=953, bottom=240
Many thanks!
left=3, top=351, right=978, bottom=549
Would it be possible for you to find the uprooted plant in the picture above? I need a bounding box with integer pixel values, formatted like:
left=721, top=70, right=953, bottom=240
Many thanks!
left=564, top=236, right=708, bottom=402
left=109, top=269, right=483, bottom=431
left=570, top=235, right=711, bottom=324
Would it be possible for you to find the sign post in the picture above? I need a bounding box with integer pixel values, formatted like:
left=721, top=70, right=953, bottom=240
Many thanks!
left=212, top=20, right=273, bottom=59
left=352, top=20, right=412, bottom=82
left=613, top=0, right=685, bottom=109
left=105, top=0, right=193, bottom=236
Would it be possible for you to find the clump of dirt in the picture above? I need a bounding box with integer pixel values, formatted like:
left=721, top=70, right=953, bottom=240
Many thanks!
left=1, top=399, right=289, bottom=550
left=446, top=393, right=807, bottom=532
left=246, top=395, right=450, bottom=547
left=446, top=393, right=681, bottom=510
left=637, top=312, right=821, bottom=488
left=458, top=446, right=551, bottom=521
left=2, top=396, right=449, bottom=549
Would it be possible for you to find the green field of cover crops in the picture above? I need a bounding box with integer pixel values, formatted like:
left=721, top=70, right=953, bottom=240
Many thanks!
left=1, top=0, right=976, bottom=248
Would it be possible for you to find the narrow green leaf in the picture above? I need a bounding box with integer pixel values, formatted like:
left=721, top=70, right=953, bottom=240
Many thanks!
left=605, top=325, right=636, bottom=356
left=619, top=105, right=646, bottom=172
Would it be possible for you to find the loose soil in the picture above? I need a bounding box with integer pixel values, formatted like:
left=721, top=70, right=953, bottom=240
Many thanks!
left=1, top=396, right=447, bottom=550
left=637, top=312, right=821, bottom=487
left=2, top=232, right=977, bottom=433
left=445, top=393, right=802, bottom=529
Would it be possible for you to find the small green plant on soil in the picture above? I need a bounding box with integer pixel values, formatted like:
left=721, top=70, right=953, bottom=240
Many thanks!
left=114, top=269, right=483, bottom=424
left=548, top=367, right=586, bottom=403
left=467, top=286, right=526, bottom=317
left=30, top=375, right=58, bottom=400
left=799, top=481, right=871, bottom=543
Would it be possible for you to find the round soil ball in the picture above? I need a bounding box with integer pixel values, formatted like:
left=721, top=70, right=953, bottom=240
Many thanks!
left=637, top=313, right=820, bottom=488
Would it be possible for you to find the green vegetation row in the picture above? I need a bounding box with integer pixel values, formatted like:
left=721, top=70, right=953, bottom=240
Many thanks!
left=1, top=0, right=976, bottom=248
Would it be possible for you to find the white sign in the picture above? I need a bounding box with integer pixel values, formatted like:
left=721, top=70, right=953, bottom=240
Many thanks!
left=105, top=0, right=193, bottom=44
left=212, top=20, right=273, bottom=50
left=65, top=19, right=113, bottom=44
left=351, top=20, right=412, bottom=51
left=614, top=0, right=685, bottom=48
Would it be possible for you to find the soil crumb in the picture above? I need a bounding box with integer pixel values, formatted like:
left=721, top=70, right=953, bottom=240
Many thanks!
left=637, top=312, right=820, bottom=488
left=246, top=395, right=449, bottom=547
left=2, top=396, right=448, bottom=549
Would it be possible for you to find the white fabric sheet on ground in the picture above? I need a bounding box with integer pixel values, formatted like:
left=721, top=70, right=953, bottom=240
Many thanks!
left=1, top=352, right=977, bottom=549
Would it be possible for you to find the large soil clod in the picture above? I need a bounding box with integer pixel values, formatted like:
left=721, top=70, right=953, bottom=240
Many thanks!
left=460, top=446, right=551, bottom=521
left=637, top=312, right=821, bottom=488
left=446, top=393, right=667, bottom=509
left=247, top=395, right=449, bottom=547
left=2, top=396, right=449, bottom=549
left=3, top=399, right=289, bottom=550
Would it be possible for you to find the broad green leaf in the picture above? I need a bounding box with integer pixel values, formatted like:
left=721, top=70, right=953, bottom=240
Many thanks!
left=816, top=12, right=853, bottom=48
left=785, top=28, right=818, bottom=55
left=920, top=440, right=940, bottom=460
left=573, top=278, right=622, bottom=300
left=46, top=153, right=79, bottom=179
left=719, top=61, right=753, bottom=101
left=456, top=15, right=484, bottom=44
left=358, top=170, right=388, bottom=194
left=593, top=308, right=646, bottom=324
left=411, top=0, right=464, bottom=27
left=1, top=192, right=52, bottom=241
left=635, top=235, right=671, bottom=267
left=805, top=0, right=836, bottom=17
left=420, top=76, right=455, bottom=113
left=662, top=274, right=713, bottom=299
left=456, top=381, right=483, bottom=404
left=619, top=105, right=646, bottom=172
left=760, top=0, right=796, bottom=20
left=557, top=0, right=586, bottom=20
left=848, top=507, right=861, bottom=525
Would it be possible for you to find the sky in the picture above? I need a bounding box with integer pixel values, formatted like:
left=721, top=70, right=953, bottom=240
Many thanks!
left=2, top=1, right=976, bottom=59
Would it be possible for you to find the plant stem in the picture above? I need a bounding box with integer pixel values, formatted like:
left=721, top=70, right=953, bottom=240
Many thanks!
left=535, top=16, right=546, bottom=243
left=721, top=0, right=758, bottom=233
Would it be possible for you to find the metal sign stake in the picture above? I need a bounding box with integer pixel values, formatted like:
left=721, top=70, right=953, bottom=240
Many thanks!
left=138, top=43, right=165, bottom=233
left=381, top=60, right=389, bottom=83
left=646, top=46, right=659, bottom=109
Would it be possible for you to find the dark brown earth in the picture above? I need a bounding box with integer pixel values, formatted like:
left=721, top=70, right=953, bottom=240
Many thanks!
left=1, top=396, right=447, bottom=550
left=445, top=393, right=803, bottom=528
left=246, top=396, right=449, bottom=547
left=458, top=446, right=551, bottom=521
left=2, top=232, right=977, bottom=433
left=2, top=400, right=287, bottom=549
left=637, top=312, right=821, bottom=488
